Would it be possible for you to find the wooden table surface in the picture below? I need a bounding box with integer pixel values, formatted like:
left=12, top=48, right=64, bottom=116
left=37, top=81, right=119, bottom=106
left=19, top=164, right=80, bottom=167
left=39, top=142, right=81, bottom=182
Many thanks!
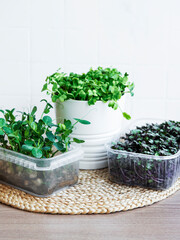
left=0, top=191, right=179, bottom=240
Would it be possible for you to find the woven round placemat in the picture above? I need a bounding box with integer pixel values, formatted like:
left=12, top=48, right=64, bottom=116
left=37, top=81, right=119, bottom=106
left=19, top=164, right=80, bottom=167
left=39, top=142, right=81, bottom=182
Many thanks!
left=0, top=169, right=179, bottom=214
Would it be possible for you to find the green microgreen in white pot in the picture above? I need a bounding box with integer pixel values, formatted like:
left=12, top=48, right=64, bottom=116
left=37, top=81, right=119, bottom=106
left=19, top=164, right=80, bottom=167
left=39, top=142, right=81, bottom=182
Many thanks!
left=42, top=66, right=134, bottom=120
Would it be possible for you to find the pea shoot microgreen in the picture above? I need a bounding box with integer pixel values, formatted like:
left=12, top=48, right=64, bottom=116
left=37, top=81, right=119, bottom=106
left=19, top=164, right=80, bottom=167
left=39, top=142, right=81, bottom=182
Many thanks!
left=0, top=99, right=90, bottom=158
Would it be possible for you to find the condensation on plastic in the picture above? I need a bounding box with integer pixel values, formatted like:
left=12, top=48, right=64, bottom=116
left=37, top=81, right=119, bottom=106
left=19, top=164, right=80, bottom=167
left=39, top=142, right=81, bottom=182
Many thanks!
left=0, top=145, right=83, bottom=197
left=107, top=119, right=180, bottom=190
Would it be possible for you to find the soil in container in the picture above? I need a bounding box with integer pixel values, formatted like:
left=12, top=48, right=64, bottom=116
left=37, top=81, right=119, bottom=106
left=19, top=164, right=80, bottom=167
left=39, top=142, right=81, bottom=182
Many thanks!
left=0, top=160, right=78, bottom=197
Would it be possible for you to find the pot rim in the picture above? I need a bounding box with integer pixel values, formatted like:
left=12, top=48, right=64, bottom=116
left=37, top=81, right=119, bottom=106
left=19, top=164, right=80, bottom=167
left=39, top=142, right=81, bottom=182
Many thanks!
left=56, top=98, right=124, bottom=104
left=57, top=99, right=105, bottom=103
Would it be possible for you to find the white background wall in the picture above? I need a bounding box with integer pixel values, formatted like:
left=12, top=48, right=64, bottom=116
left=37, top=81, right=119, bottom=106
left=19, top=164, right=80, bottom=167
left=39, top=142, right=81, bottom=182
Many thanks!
left=0, top=0, right=180, bottom=126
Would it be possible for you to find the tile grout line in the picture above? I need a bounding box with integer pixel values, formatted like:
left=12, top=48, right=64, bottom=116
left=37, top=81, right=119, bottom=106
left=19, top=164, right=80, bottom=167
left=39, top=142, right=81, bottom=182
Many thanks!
left=63, top=0, right=66, bottom=72
left=27, top=27, right=32, bottom=112
left=164, top=1, right=171, bottom=120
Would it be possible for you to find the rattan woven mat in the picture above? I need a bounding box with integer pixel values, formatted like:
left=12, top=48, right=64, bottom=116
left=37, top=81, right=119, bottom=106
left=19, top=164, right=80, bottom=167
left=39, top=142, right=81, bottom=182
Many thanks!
left=0, top=169, right=179, bottom=214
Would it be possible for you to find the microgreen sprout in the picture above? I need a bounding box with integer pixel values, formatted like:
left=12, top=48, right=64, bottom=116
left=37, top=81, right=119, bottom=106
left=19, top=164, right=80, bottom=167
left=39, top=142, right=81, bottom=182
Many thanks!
left=0, top=99, right=90, bottom=158
left=42, top=67, right=134, bottom=120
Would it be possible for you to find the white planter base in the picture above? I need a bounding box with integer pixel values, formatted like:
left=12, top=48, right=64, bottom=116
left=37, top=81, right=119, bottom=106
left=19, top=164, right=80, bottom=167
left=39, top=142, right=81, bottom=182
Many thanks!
left=70, top=128, right=121, bottom=169
left=55, top=99, right=124, bottom=170
left=79, top=159, right=108, bottom=170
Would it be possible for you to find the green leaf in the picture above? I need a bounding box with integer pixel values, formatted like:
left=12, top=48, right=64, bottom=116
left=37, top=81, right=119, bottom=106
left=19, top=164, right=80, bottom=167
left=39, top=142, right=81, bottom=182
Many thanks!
left=0, top=118, right=5, bottom=128
left=113, top=102, right=119, bottom=110
left=52, top=82, right=58, bottom=91
left=32, top=148, right=43, bottom=158
left=52, top=95, right=58, bottom=103
left=108, top=101, right=114, bottom=108
left=129, top=82, right=135, bottom=92
left=78, top=90, right=86, bottom=99
left=25, top=128, right=30, bottom=138
left=122, top=112, right=131, bottom=120
left=43, top=146, right=51, bottom=151
left=59, top=95, right=67, bottom=102
left=58, top=123, right=66, bottom=130
left=131, top=129, right=141, bottom=135
left=108, top=101, right=119, bottom=110
left=0, top=129, right=4, bottom=135
left=109, top=86, right=115, bottom=93
left=74, top=118, right=91, bottom=125
left=53, top=142, right=64, bottom=151
left=43, top=116, right=52, bottom=126
left=42, top=83, right=48, bottom=92
left=44, top=102, right=53, bottom=114
left=0, top=110, right=4, bottom=114
left=88, top=98, right=97, bottom=105
left=12, top=121, right=22, bottom=131
left=24, top=140, right=34, bottom=146
left=31, top=106, right=37, bottom=116
left=30, top=122, right=37, bottom=132
left=22, top=144, right=34, bottom=151
left=46, top=131, right=55, bottom=142
left=2, top=126, right=12, bottom=134
left=88, top=89, right=93, bottom=96
left=28, top=114, right=34, bottom=124
left=40, top=99, right=48, bottom=104
left=8, top=133, right=17, bottom=138
left=64, top=120, right=72, bottom=129
left=101, top=86, right=107, bottom=93
left=73, top=138, right=85, bottom=143
left=56, top=135, right=62, bottom=141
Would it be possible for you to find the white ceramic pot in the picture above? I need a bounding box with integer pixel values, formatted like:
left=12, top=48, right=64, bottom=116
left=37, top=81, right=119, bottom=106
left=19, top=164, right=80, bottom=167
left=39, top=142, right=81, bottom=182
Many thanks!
left=55, top=99, right=125, bottom=169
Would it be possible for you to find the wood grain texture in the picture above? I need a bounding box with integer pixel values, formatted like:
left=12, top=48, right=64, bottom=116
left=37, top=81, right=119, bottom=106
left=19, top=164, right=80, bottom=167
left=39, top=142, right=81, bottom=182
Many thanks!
left=0, top=191, right=179, bottom=240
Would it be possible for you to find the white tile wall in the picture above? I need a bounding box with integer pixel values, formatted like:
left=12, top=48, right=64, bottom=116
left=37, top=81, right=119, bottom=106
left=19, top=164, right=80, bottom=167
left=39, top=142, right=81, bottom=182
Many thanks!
left=0, top=0, right=30, bottom=28
left=0, top=0, right=179, bottom=125
left=64, top=29, right=98, bottom=64
left=167, top=66, right=180, bottom=100
left=0, top=29, right=29, bottom=62
left=133, top=66, right=166, bottom=99
left=31, top=29, right=64, bottom=63
left=0, top=62, right=29, bottom=96
left=29, top=0, right=64, bottom=29
left=65, top=0, right=98, bottom=30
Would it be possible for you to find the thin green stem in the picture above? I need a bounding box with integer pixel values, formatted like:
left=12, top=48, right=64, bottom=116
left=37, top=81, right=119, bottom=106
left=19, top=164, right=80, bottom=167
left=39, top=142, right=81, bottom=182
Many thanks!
left=51, top=150, right=58, bottom=157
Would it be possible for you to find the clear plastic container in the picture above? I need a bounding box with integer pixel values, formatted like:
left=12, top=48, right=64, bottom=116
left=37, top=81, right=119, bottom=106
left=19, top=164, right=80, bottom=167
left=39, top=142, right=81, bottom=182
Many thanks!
left=0, top=145, right=83, bottom=197
left=107, top=119, right=180, bottom=190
